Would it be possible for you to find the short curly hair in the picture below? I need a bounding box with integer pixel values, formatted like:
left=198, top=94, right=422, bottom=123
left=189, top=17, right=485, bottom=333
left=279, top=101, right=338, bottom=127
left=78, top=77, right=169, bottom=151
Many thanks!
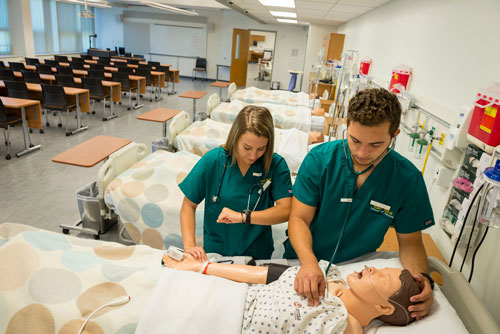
left=347, top=88, right=402, bottom=136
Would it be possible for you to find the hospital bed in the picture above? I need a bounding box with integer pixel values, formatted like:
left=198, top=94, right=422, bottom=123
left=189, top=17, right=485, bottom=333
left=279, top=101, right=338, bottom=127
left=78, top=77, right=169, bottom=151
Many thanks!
left=1, top=222, right=498, bottom=334
left=229, top=85, right=313, bottom=108
left=207, top=93, right=324, bottom=133
left=167, top=112, right=310, bottom=174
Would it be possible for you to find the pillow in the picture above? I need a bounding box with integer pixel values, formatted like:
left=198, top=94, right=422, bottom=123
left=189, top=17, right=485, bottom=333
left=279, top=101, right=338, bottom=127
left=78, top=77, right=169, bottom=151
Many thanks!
left=337, top=258, right=469, bottom=334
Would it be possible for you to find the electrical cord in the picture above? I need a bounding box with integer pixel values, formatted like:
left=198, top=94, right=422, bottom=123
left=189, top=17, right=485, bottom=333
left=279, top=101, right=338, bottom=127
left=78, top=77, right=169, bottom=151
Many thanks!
left=449, top=183, right=483, bottom=268
left=78, top=296, right=130, bottom=334
left=469, top=225, right=489, bottom=282
left=460, top=192, right=483, bottom=272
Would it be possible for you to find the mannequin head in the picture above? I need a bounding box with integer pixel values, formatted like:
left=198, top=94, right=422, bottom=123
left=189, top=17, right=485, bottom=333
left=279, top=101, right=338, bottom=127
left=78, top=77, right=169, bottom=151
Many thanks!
left=335, top=267, right=421, bottom=327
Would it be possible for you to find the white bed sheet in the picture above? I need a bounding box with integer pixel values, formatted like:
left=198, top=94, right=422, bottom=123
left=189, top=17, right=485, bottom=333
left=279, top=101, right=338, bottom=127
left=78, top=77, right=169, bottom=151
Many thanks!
left=211, top=99, right=312, bottom=132
left=231, top=87, right=312, bottom=108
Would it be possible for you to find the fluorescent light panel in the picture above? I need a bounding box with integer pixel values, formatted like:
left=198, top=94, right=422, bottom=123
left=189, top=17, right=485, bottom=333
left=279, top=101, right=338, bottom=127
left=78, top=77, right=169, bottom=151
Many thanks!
left=269, top=11, right=296, bottom=18
left=277, top=18, right=297, bottom=23
left=143, top=2, right=199, bottom=16
left=258, top=0, right=295, bottom=8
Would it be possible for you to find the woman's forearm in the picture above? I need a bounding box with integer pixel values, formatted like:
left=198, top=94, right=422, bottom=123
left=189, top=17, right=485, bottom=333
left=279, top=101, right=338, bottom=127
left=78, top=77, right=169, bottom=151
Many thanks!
left=180, top=198, right=198, bottom=248
left=248, top=197, right=291, bottom=225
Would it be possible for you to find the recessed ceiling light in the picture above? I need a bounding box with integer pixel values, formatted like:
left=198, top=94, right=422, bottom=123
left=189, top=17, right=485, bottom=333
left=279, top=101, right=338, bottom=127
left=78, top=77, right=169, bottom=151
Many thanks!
left=269, top=11, right=296, bottom=18
left=258, top=0, right=295, bottom=9
left=277, top=18, right=298, bottom=23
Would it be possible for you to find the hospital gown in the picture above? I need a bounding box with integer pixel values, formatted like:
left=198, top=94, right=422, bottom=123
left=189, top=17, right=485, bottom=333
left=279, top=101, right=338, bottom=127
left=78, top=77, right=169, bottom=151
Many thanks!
left=242, top=263, right=348, bottom=334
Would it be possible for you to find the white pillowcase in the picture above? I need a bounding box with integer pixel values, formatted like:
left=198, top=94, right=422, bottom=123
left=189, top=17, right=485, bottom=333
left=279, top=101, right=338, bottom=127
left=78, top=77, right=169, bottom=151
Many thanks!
left=337, top=258, right=469, bottom=334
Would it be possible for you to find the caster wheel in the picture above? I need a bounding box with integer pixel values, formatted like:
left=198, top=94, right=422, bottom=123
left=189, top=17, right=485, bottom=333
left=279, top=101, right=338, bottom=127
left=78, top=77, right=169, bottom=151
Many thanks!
left=58, top=123, right=62, bottom=127
left=62, top=228, right=69, bottom=234
left=92, top=111, right=96, bottom=115
left=29, top=129, right=33, bottom=133
left=40, top=129, right=44, bottom=134
left=5, top=154, right=11, bottom=160
left=29, top=144, right=34, bottom=148
left=102, top=118, right=107, bottom=121
left=150, top=99, right=152, bottom=102
left=66, top=132, right=70, bottom=136
left=127, top=107, right=131, bottom=110
left=46, top=122, right=50, bottom=127
left=94, top=234, right=100, bottom=240
left=119, top=102, right=122, bottom=105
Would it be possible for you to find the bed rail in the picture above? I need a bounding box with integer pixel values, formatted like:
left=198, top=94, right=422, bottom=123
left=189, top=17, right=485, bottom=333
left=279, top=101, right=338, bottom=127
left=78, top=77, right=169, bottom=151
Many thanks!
left=429, top=257, right=500, bottom=334
left=206, top=93, right=220, bottom=117
left=167, top=111, right=191, bottom=150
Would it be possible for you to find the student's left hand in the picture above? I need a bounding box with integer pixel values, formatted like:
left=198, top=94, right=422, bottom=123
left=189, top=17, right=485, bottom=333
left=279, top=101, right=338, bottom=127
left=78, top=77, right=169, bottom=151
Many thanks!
left=408, top=274, right=434, bottom=320
left=217, top=207, right=244, bottom=224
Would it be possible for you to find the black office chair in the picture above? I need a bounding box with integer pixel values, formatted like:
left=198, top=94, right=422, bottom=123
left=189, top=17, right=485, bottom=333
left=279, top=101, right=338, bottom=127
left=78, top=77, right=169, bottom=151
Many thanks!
left=44, top=59, right=59, bottom=67
left=135, top=68, right=155, bottom=102
left=22, top=70, right=42, bottom=84
left=81, top=55, right=93, bottom=60
left=0, top=69, right=16, bottom=81
left=138, top=63, right=152, bottom=70
left=90, top=64, right=105, bottom=71
left=25, top=57, right=40, bottom=66
left=55, top=74, right=76, bottom=88
left=41, top=83, right=77, bottom=135
left=148, top=61, right=160, bottom=68
left=98, top=59, right=110, bottom=66
left=82, top=77, right=110, bottom=118
left=71, top=57, right=84, bottom=63
left=133, top=54, right=144, bottom=58
left=118, top=47, right=126, bottom=55
left=120, top=67, right=135, bottom=75
left=128, top=59, right=140, bottom=65
left=0, top=98, right=24, bottom=160
left=57, top=66, right=74, bottom=76
left=70, top=62, right=85, bottom=70
left=115, top=62, right=127, bottom=68
left=88, top=69, right=105, bottom=80
left=5, top=80, right=30, bottom=99
left=36, top=64, right=53, bottom=75
left=54, top=55, right=69, bottom=62
left=0, top=61, right=5, bottom=69
left=156, top=65, right=170, bottom=94
left=192, top=57, right=207, bottom=82
left=9, top=62, right=25, bottom=71
left=111, top=71, right=137, bottom=110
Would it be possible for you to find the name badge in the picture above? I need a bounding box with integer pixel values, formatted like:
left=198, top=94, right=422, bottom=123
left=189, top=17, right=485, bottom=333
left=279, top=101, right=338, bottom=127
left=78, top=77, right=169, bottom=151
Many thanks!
left=370, top=200, right=391, bottom=211
left=340, top=198, right=352, bottom=203
left=253, top=172, right=262, bottom=177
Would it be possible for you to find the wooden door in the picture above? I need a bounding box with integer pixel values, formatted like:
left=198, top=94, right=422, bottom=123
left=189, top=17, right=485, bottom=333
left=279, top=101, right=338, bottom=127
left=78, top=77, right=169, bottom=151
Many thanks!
left=230, top=28, right=250, bottom=87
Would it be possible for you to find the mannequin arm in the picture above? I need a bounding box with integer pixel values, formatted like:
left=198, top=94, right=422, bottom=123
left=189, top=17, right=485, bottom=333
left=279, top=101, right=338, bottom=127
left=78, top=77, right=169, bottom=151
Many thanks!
left=163, top=253, right=268, bottom=284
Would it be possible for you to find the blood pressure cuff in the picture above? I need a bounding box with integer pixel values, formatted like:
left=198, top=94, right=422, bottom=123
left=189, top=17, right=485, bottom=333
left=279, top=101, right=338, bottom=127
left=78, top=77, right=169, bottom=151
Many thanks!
left=263, top=263, right=291, bottom=284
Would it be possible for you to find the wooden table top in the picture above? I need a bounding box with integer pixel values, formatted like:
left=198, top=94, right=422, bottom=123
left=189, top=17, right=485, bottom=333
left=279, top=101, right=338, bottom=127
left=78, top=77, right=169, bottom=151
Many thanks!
left=137, top=108, right=181, bottom=123
left=179, top=91, right=207, bottom=99
left=210, top=81, right=231, bottom=88
left=0, top=96, right=41, bottom=108
left=51, top=135, right=132, bottom=167
left=0, top=81, right=89, bottom=96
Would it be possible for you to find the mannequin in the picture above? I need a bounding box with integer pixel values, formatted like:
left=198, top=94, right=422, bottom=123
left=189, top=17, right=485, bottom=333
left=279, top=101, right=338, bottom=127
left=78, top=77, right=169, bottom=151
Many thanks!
left=162, top=254, right=421, bottom=334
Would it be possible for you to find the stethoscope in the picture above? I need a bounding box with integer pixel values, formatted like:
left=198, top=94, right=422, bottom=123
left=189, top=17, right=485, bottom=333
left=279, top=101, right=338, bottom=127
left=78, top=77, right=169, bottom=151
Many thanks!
left=211, top=152, right=271, bottom=211
left=325, top=129, right=395, bottom=276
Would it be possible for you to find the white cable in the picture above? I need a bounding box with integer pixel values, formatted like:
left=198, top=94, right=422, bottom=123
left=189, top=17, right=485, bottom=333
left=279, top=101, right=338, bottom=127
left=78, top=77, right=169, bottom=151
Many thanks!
left=78, top=296, right=130, bottom=334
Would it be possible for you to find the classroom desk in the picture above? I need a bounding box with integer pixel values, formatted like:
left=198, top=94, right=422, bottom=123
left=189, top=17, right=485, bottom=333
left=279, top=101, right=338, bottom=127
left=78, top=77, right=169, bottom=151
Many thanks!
left=179, top=90, right=207, bottom=121
left=104, top=72, right=146, bottom=109
left=72, top=78, right=121, bottom=120
left=168, top=69, right=179, bottom=95
left=210, top=81, right=231, bottom=101
left=248, top=50, right=264, bottom=63
left=0, top=96, right=42, bottom=157
left=137, top=108, right=181, bottom=139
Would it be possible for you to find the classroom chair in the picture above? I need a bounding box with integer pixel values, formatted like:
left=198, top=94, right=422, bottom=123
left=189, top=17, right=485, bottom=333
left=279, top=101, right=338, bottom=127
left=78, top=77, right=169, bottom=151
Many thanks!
left=0, top=98, right=24, bottom=160
left=128, top=59, right=140, bottom=65
left=0, top=61, right=5, bottom=69
left=9, top=62, right=25, bottom=71
left=120, top=67, right=135, bottom=75
left=0, top=69, right=16, bottom=82
left=70, top=62, right=85, bottom=70
left=72, top=57, right=84, bottom=63
left=115, top=62, right=127, bottom=68
left=82, top=77, right=110, bottom=117
left=57, top=66, right=74, bottom=76
left=192, top=57, right=207, bottom=82
left=36, top=64, right=53, bottom=75
left=97, top=59, right=110, bottom=66
left=88, top=70, right=105, bottom=80
left=44, top=59, right=59, bottom=67
left=135, top=68, right=155, bottom=102
left=54, top=55, right=69, bottom=63
left=111, top=71, right=137, bottom=110
left=25, top=57, right=40, bottom=66
left=22, top=71, right=42, bottom=84
left=55, top=74, right=76, bottom=88
left=81, top=55, right=93, bottom=60
left=5, top=81, right=30, bottom=99
left=41, top=83, right=77, bottom=135
left=90, top=64, right=105, bottom=71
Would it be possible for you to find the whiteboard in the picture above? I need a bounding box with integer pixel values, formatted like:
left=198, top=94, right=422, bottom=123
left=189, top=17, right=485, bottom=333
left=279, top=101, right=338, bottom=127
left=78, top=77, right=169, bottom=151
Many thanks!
left=150, top=24, right=207, bottom=58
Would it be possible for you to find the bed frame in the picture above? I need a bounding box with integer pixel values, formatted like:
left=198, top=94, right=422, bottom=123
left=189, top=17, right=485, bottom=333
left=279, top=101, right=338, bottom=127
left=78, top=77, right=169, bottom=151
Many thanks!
left=428, top=256, right=500, bottom=333
left=206, top=93, right=221, bottom=117
left=167, top=111, right=191, bottom=150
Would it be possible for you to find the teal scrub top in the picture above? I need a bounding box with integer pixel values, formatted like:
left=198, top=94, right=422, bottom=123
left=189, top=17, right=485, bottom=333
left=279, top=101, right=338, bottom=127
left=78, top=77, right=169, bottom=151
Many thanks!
left=179, top=146, right=292, bottom=259
left=283, top=140, right=435, bottom=263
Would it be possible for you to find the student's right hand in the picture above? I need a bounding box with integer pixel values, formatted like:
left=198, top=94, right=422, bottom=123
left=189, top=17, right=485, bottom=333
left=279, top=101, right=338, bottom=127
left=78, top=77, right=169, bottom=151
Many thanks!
left=184, top=246, right=207, bottom=262
left=294, top=262, right=326, bottom=307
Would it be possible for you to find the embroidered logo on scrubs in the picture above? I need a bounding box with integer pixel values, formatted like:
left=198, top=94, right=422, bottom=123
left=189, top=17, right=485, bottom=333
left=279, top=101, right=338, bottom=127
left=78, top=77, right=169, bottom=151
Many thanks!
left=424, top=219, right=433, bottom=226
left=369, top=200, right=394, bottom=219
left=293, top=302, right=302, bottom=320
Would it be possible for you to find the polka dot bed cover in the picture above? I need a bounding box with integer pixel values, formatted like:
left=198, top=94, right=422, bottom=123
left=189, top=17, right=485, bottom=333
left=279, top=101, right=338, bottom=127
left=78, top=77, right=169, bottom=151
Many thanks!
left=230, top=86, right=312, bottom=109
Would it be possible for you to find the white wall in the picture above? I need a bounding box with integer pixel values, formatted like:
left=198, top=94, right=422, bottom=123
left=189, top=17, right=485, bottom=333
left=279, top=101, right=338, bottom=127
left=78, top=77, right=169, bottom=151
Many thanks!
left=302, top=24, right=338, bottom=94
left=95, top=7, right=308, bottom=88
left=337, top=0, right=500, bottom=324
left=249, top=30, right=276, bottom=50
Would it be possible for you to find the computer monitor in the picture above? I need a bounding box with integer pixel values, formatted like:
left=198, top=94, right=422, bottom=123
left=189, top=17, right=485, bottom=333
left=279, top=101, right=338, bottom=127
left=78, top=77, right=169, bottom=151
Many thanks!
left=118, top=47, right=126, bottom=55
left=263, top=50, right=272, bottom=59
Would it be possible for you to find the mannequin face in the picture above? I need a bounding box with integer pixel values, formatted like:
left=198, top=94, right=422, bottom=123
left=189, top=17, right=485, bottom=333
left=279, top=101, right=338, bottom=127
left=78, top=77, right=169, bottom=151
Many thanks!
left=235, top=131, right=268, bottom=166
left=346, top=267, right=402, bottom=306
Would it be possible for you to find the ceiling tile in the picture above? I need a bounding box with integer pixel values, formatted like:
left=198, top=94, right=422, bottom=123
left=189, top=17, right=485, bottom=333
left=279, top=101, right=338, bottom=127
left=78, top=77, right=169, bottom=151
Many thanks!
left=331, top=3, right=372, bottom=13
left=338, top=0, right=391, bottom=7
left=295, top=1, right=333, bottom=10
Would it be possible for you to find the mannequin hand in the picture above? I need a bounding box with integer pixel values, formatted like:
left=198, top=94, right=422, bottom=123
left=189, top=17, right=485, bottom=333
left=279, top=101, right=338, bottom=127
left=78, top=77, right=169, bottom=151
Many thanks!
left=163, top=253, right=203, bottom=272
left=217, top=207, right=242, bottom=224
left=184, top=246, right=207, bottom=262
left=294, top=262, right=326, bottom=307
left=408, top=273, right=434, bottom=320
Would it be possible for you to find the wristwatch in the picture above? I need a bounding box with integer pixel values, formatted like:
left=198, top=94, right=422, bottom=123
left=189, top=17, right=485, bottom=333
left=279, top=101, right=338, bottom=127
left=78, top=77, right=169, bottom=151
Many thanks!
left=242, top=210, right=251, bottom=224
left=420, top=272, right=435, bottom=290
